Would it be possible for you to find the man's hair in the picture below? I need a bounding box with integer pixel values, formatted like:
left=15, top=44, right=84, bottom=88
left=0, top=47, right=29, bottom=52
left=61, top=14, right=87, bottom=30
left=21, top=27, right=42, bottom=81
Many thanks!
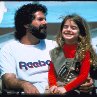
left=14, top=3, right=47, bottom=40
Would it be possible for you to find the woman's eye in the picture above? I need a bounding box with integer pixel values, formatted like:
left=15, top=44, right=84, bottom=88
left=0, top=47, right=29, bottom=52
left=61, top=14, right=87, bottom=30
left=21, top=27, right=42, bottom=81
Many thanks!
left=71, top=26, right=78, bottom=30
left=63, top=25, right=68, bottom=29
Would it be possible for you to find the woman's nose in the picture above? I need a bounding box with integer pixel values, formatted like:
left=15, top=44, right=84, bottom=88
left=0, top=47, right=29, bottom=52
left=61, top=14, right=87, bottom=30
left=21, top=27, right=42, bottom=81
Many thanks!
left=67, top=26, right=71, bottom=31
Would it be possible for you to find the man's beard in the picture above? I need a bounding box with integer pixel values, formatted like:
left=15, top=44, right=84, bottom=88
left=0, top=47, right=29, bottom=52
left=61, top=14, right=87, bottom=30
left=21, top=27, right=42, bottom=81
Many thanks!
left=28, top=24, right=47, bottom=39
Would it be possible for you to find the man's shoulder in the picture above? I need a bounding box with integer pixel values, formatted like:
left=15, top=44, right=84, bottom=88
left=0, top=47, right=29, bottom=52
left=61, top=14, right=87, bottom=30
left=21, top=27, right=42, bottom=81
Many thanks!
left=44, top=39, right=58, bottom=47
left=0, top=39, right=17, bottom=50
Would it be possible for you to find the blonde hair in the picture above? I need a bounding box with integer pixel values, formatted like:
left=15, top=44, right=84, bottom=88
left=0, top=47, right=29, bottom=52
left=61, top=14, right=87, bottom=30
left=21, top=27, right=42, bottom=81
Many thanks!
left=56, top=14, right=97, bottom=66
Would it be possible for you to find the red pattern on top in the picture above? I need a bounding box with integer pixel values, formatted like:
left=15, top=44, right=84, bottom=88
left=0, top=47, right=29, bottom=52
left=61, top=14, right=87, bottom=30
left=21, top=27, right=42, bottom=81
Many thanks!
left=48, top=44, right=90, bottom=92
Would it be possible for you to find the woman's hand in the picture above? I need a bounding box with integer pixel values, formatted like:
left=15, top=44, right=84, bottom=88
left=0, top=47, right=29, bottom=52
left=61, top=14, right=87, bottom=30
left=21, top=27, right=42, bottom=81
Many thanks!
left=50, top=85, right=59, bottom=94
left=57, top=87, right=67, bottom=94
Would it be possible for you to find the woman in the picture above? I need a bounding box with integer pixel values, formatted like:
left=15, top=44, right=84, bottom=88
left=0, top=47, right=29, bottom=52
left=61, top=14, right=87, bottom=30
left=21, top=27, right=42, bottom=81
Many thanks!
left=48, top=14, right=97, bottom=95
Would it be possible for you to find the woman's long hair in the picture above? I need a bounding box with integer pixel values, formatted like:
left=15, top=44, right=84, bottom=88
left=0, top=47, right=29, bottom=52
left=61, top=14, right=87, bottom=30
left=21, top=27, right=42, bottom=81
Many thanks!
left=56, top=14, right=97, bottom=66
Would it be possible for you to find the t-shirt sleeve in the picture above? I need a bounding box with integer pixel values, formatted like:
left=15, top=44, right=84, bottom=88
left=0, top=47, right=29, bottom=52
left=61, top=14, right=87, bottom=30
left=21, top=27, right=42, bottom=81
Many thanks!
left=0, top=45, right=16, bottom=77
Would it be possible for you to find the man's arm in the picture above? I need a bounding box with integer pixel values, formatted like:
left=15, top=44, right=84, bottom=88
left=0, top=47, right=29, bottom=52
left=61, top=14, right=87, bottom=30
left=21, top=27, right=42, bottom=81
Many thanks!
left=79, top=65, right=97, bottom=93
left=2, top=73, right=39, bottom=94
left=79, top=77, right=94, bottom=93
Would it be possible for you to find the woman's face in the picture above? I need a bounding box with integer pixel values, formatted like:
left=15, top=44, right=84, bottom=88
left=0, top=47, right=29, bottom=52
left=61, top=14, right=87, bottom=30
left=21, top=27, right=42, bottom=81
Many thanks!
left=62, top=19, right=80, bottom=44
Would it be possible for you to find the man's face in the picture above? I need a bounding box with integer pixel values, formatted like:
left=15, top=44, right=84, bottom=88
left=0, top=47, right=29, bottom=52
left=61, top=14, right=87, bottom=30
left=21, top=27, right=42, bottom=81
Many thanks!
left=28, top=11, right=47, bottom=39
left=32, top=11, right=47, bottom=28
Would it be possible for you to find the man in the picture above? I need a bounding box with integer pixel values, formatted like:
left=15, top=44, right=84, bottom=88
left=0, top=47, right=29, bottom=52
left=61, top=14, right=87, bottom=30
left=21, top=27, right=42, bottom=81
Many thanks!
left=0, top=3, right=57, bottom=94
left=0, top=3, right=94, bottom=95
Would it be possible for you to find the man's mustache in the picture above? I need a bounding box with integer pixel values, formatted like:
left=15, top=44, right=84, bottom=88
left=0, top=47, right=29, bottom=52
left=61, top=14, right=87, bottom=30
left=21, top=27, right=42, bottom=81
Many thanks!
left=39, top=25, right=47, bottom=30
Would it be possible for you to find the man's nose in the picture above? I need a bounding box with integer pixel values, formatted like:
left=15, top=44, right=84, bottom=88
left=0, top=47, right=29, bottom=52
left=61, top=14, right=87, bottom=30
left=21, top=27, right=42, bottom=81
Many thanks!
left=42, top=19, right=47, bottom=25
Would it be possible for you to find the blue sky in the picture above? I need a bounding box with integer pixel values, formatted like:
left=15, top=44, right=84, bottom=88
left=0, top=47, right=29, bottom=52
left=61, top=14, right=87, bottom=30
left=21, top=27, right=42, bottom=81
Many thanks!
left=0, top=1, right=97, bottom=27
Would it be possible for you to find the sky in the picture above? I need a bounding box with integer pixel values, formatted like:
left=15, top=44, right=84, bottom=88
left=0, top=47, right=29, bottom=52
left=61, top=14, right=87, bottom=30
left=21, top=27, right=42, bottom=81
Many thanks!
left=0, top=1, right=97, bottom=27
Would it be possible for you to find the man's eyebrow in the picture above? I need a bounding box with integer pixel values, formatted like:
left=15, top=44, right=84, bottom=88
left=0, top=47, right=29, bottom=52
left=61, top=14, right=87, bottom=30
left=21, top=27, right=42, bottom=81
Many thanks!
left=38, top=17, right=46, bottom=20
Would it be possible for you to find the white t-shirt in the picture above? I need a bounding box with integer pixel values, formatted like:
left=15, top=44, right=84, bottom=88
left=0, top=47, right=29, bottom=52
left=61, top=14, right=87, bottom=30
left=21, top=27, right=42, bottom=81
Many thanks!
left=0, top=39, right=57, bottom=93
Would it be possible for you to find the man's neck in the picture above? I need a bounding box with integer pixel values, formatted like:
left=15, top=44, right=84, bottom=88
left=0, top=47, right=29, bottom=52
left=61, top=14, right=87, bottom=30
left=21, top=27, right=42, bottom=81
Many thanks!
left=20, top=32, right=40, bottom=45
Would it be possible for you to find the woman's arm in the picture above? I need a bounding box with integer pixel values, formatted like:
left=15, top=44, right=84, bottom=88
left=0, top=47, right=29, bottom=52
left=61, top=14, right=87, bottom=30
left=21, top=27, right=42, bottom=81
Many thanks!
left=48, top=61, right=57, bottom=88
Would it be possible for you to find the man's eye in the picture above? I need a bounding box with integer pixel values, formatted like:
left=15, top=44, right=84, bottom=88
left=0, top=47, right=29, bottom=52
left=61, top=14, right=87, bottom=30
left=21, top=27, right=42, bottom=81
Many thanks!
left=38, top=18, right=43, bottom=21
left=38, top=18, right=46, bottom=21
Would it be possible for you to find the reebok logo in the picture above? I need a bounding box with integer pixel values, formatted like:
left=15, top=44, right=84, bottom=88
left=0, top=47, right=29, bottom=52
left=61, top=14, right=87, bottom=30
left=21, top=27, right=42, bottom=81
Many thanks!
left=19, top=60, right=50, bottom=70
